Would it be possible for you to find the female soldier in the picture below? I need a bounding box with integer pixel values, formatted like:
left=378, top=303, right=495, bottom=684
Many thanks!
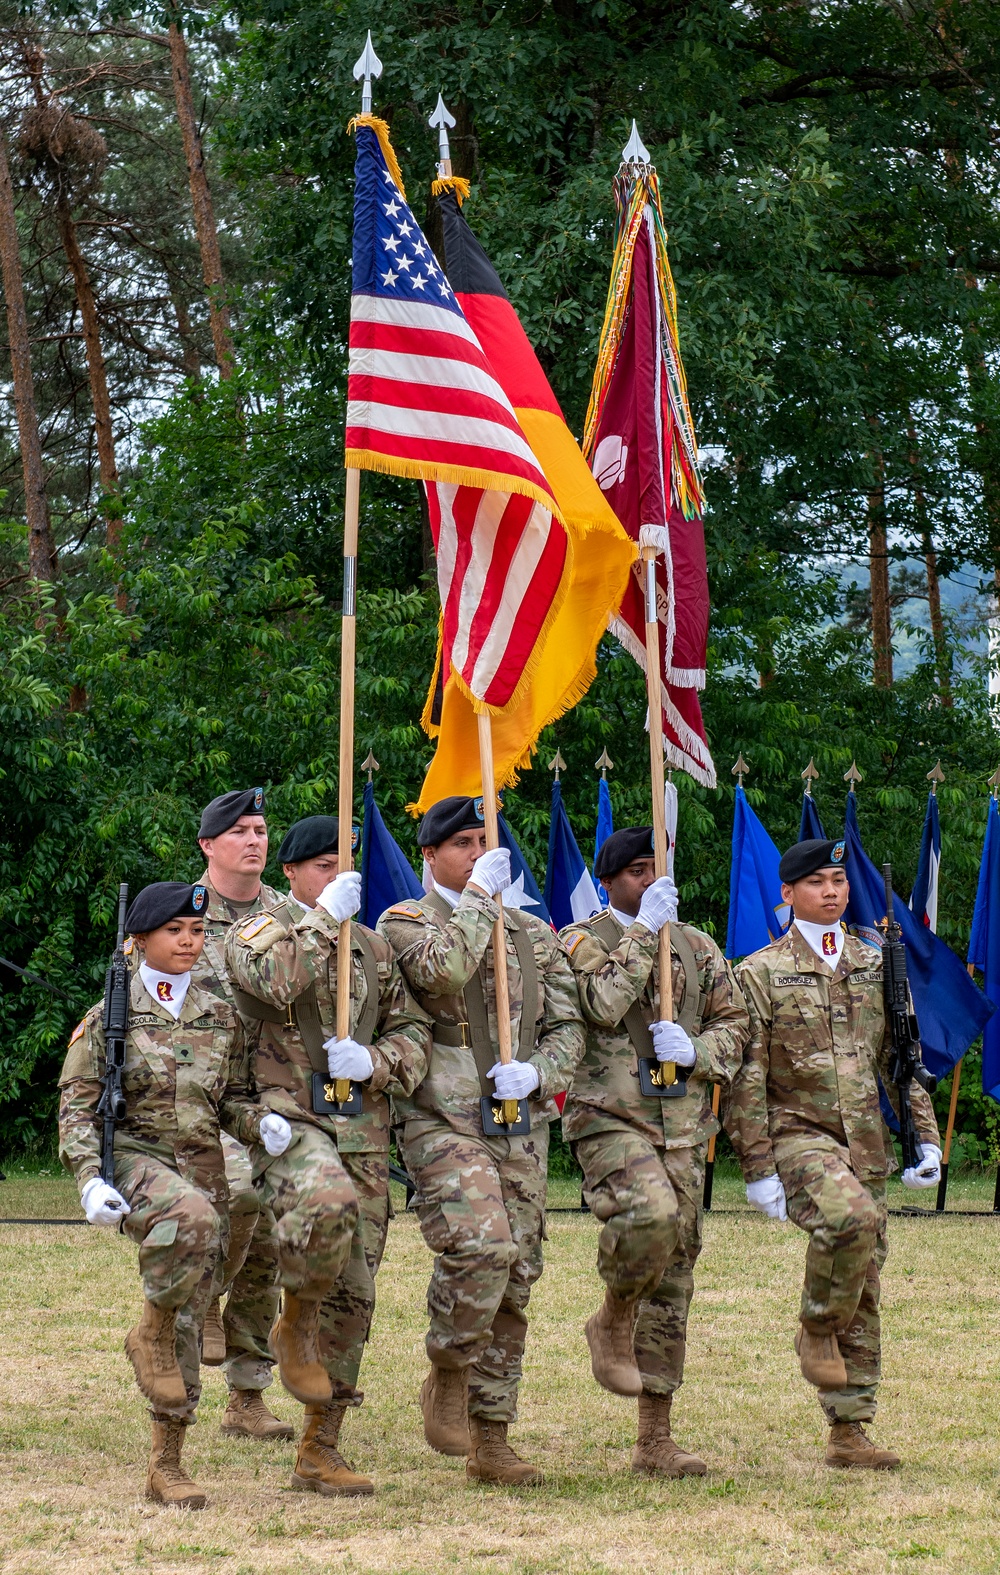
left=58, top=882, right=289, bottom=1509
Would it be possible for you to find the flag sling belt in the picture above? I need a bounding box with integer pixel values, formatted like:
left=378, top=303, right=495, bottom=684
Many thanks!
left=422, top=891, right=538, bottom=1094
left=230, top=930, right=381, bottom=1096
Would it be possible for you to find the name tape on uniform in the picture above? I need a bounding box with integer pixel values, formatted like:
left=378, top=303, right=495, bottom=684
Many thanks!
left=773, top=975, right=819, bottom=987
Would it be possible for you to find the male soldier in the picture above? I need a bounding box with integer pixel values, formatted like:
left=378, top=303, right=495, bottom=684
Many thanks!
left=224, top=824, right=431, bottom=1496
left=560, top=827, right=749, bottom=1478
left=58, top=881, right=291, bottom=1508
left=727, top=837, right=942, bottom=1469
left=194, top=787, right=290, bottom=1442
left=378, top=795, right=585, bottom=1487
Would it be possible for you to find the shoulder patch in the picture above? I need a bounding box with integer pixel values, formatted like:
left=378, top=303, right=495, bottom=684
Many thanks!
left=773, top=974, right=818, bottom=988
left=386, top=902, right=424, bottom=919
left=68, top=1018, right=86, bottom=1046
left=562, top=930, right=586, bottom=956
left=238, top=913, right=277, bottom=942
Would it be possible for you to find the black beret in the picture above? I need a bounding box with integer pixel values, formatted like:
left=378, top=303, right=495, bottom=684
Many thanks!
left=126, top=881, right=208, bottom=934
left=594, top=827, right=655, bottom=881
left=198, top=787, right=266, bottom=840
left=778, top=838, right=848, bottom=884
left=278, top=815, right=345, bottom=864
left=417, top=795, right=485, bottom=848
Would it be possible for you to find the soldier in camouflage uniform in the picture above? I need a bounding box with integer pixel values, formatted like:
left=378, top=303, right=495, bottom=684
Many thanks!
left=193, top=787, right=290, bottom=1441
left=560, top=826, right=749, bottom=1478
left=224, top=814, right=432, bottom=1497
left=58, top=882, right=286, bottom=1510
left=377, top=796, right=585, bottom=1487
left=727, top=838, right=942, bottom=1469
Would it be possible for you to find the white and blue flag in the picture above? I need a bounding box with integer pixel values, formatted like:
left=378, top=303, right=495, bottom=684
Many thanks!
left=544, top=780, right=601, bottom=930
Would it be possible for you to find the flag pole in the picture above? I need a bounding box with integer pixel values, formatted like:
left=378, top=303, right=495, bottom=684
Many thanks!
left=476, top=710, right=519, bottom=1126
left=703, top=1083, right=722, bottom=1208
left=936, top=1040, right=965, bottom=1213
left=642, top=544, right=676, bottom=1076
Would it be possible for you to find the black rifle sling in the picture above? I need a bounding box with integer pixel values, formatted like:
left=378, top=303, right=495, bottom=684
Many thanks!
left=425, top=892, right=537, bottom=1097
left=591, top=912, right=703, bottom=1052
left=232, top=928, right=382, bottom=1078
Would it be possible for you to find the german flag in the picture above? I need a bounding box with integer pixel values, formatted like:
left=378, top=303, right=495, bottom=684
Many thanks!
left=414, top=184, right=635, bottom=812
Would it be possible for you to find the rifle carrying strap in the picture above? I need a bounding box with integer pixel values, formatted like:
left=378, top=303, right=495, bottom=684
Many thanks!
left=591, top=912, right=703, bottom=1054
left=424, top=891, right=538, bottom=1098
left=232, top=928, right=381, bottom=1077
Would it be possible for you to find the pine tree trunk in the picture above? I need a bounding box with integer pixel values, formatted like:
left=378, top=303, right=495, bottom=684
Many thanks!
left=55, top=195, right=119, bottom=545
left=168, top=19, right=234, bottom=379
left=171, top=290, right=201, bottom=382
left=867, top=435, right=892, bottom=687
left=907, top=422, right=951, bottom=705
left=0, top=131, right=56, bottom=580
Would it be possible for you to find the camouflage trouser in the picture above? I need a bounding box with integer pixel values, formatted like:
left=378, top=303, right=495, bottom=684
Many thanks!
left=115, top=1151, right=225, bottom=1423
left=778, top=1144, right=888, bottom=1423
left=577, top=1130, right=704, bottom=1398
left=320, top=1150, right=390, bottom=1405
left=252, top=1121, right=359, bottom=1306
left=219, top=1132, right=279, bottom=1393
left=402, top=1116, right=549, bottom=1423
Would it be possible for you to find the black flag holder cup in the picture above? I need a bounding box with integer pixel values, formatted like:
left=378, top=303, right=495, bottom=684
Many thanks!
left=638, top=1057, right=688, bottom=1100
left=312, top=1074, right=364, bottom=1118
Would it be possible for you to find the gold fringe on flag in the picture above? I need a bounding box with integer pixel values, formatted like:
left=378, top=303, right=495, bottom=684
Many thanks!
left=347, top=113, right=407, bottom=200
left=431, top=175, right=471, bottom=206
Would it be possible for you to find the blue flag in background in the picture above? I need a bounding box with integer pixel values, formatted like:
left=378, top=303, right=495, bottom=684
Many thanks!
left=726, top=785, right=791, bottom=959
left=843, top=792, right=994, bottom=1079
left=544, top=780, right=601, bottom=931
left=498, top=814, right=551, bottom=925
left=594, top=776, right=614, bottom=907
left=968, top=797, right=1000, bottom=1102
left=359, top=781, right=423, bottom=927
left=799, top=792, right=826, bottom=841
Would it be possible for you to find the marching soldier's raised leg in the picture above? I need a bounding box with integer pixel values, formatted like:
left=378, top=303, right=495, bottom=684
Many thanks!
left=561, top=828, right=749, bottom=1477
left=378, top=796, right=585, bottom=1486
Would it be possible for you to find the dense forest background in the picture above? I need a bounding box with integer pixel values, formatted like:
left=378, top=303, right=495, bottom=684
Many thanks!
left=3, top=0, right=1000, bottom=1161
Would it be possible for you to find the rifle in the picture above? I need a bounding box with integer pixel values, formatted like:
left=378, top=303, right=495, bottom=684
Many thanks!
left=97, top=883, right=130, bottom=1186
left=882, top=863, right=936, bottom=1171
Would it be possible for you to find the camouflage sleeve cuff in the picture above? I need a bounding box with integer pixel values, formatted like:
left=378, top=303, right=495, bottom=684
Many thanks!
left=456, top=889, right=500, bottom=923
left=624, top=922, right=658, bottom=954
left=76, top=1162, right=102, bottom=1195
left=740, top=1157, right=778, bottom=1185
left=368, top=1045, right=391, bottom=1095
left=690, top=1035, right=713, bottom=1079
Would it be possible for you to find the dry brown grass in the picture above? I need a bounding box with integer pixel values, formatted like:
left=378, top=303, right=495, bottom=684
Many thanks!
left=2, top=1168, right=999, bottom=1575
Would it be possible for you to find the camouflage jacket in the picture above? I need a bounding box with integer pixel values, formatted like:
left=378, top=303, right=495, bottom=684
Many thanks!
left=728, top=927, right=941, bottom=1184
left=195, top=871, right=282, bottom=1005
left=224, top=896, right=431, bottom=1152
left=559, top=913, right=750, bottom=1149
left=57, top=972, right=259, bottom=1202
left=376, top=888, right=585, bottom=1138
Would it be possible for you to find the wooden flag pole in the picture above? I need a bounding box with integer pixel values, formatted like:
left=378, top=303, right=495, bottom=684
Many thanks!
left=334, top=466, right=361, bottom=1098
left=642, top=544, right=675, bottom=1082
left=477, top=709, right=519, bottom=1126
left=936, top=1050, right=964, bottom=1213
left=703, top=1082, right=722, bottom=1208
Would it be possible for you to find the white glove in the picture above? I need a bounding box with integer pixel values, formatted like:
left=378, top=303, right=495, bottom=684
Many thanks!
left=469, top=848, right=511, bottom=898
left=316, top=871, right=362, bottom=923
left=488, top=1060, right=540, bottom=1100
left=81, top=1176, right=131, bottom=1228
left=746, top=1174, right=788, bottom=1221
left=258, top=1113, right=292, bottom=1156
left=324, top=1035, right=374, bottom=1081
left=902, top=1143, right=942, bottom=1189
left=635, top=876, right=679, bottom=934
left=649, top=1020, right=696, bottom=1068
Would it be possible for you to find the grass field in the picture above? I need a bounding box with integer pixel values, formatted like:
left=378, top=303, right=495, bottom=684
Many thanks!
left=2, top=1165, right=1000, bottom=1575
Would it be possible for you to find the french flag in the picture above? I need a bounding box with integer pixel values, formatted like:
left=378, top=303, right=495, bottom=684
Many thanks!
left=544, top=780, right=601, bottom=931
left=910, top=791, right=941, bottom=932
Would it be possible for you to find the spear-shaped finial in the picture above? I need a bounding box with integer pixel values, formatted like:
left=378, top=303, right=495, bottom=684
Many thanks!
left=353, top=31, right=382, bottom=115
left=361, top=751, right=380, bottom=783
left=548, top=749, right=567, bottom=783
left=926, top=760, right=945, bottom=794
left=800, top=757, right=819, bottom=796
left=989, top=766, right=1000, bottom=799
left=844, top=760, right=864, bottom=790
left=595, top=747, right=614, bottom=780
left=732, top=753, right=750, bottom=788
left=429, top=92, right=456, bottom=178
left=622, top=119, right=650, bottom=165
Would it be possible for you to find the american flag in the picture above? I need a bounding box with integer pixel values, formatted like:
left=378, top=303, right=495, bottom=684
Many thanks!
left=346, top=122, right=568, bottom=709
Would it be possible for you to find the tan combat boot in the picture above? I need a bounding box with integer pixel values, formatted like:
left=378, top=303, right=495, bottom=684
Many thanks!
left=201, top=1297, right=226, bottom=1365
left=125, top=1300, right=188, bottom=1410
left=631, top=1392, right=707, bottom=1478
left=220, top=1388, right=295, bottom=1440
left=584, top=1290, right=643, bottom=1397
left=466, top=1417, right=543, bottom=1486
left=291, top=1402, right=374, bottom=1496
left=795, top=1322, right=848, bottom=1389
left=269, top=1292, right=331, bottom=1404
left=146, top=1418, right=207, bottom=1509
left=826, top=1421, right=900, bottom=1470
left=419, top=1364, right=471, bottom=1456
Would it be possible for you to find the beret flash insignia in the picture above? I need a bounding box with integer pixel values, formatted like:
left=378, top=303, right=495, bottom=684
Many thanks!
left=473, top=796, right=485, bottom=822
left=192, top=884, right=207, bottom=911
left=253, top=787, right=264, bottom=809
left=831, top=840, right=845, bottom=863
